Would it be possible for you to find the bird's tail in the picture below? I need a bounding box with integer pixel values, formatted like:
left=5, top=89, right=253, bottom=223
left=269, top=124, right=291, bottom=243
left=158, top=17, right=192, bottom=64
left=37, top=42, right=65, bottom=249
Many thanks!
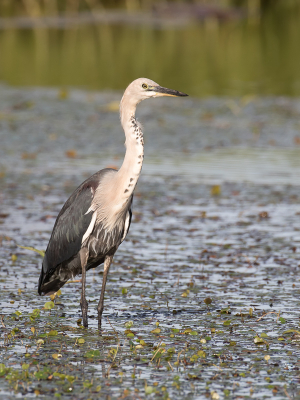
left=38, top=257, right=80, bottom=296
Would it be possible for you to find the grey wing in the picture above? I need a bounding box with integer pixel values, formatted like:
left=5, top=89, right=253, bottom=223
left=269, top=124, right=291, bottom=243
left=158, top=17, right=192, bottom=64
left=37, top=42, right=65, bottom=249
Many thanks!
left=38, top=170, right=111, bottom=293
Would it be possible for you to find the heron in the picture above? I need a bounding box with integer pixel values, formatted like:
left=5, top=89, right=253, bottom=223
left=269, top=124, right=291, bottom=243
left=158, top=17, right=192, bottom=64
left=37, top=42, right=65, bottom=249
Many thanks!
left=38, top=78, right=188, bottom=329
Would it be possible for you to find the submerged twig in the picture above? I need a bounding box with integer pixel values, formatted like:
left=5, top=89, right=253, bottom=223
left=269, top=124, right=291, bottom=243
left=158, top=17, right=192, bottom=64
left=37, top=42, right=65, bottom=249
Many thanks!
left=213, top=363, right=223, bottom=371
left=284, top=388, right=292, bottom=400
left=1, top=315, right=6, bottom=328
left=151, top=347, right=163, bottom=362
left=17, top=245, right=45, bottom=257
left=154, top=286, right=170, bottom=311
left=256, top=311, right=280, bottom=322
left=107, top=316, right=119, bottom=337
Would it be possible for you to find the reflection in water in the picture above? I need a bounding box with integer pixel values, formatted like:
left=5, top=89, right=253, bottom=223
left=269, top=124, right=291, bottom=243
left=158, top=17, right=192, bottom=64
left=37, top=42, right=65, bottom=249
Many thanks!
left=0, top=3, right=300, bottom=96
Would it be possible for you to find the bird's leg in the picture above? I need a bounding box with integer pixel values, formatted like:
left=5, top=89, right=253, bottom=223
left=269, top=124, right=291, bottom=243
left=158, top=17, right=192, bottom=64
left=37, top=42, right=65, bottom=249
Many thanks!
left=97, top=254, right=113, bottom=330
left=80, top=248, right=89, bottom=328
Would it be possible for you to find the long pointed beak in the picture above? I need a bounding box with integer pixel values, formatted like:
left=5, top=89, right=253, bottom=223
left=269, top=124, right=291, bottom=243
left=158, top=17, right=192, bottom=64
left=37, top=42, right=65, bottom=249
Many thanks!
left=151, top=85, right=188, bottom=97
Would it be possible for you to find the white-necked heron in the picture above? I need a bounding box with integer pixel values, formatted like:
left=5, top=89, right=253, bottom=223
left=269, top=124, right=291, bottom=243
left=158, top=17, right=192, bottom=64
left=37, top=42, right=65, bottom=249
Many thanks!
left=38, top=78, right=188, bottom=329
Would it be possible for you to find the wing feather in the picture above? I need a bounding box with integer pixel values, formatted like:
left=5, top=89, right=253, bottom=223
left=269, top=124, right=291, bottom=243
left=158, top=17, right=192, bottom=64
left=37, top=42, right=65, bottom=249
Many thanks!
left=38, top=168, right=133, bottom=295
left=39, top=169, right=113, bottom=293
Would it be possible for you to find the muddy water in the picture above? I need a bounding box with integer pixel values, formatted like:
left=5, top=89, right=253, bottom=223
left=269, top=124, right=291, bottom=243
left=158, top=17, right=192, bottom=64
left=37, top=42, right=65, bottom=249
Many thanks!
left=0, top=86, right=300, bottom=399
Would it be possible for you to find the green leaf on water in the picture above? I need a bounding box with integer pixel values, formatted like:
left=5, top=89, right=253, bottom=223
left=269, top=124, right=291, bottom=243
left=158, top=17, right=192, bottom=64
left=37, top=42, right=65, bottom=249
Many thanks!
left=44, top=301, right=55, bottom=310
left=125, top=320, right=133, bottom=328
left=151, top=328, right=161, bottom=334
left=22, top=364, right=29, bottom=370
left=0, top=364, right=9, bottom=377
left=52, top=354, right=62, bottom=360
left=30, top=309, right=40, bottom=319
left=48, top=330, right=58, bottom=336
left=78, top=338, right=85, bottom=344
left=84, top=350, right=100, bottom=358
left=254, top=336, right=264, bottom=344
left=11, top=327, right=20, bottom=335
left=125, top=329, right=134, bottom=335
left=283, top=329, right=300, bottom=335
left=167, top=347, right=175, bottom=353
left=53, top=372, right=65, bottom=379
left=66, top=375, right=75, bottom=383
left=220, top=308, right=230, bottom=314
left=145, top=386, right=154, bottom=394
left=223, top=320, right=231, bottom=326
left=279, top=317, right=286, bottom=324
left=35, top=371, right=49, bottom=380
left=122, top=288, right=128, bottom=295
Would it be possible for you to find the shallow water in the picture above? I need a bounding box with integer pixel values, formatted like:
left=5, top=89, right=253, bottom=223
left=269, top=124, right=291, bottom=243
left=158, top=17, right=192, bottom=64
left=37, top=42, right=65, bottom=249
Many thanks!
left=0, top=86, right=300, bottom=399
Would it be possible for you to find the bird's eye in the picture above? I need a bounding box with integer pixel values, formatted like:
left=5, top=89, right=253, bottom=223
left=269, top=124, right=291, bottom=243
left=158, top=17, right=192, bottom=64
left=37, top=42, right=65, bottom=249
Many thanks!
left=142, top=83, right=148, bottom=89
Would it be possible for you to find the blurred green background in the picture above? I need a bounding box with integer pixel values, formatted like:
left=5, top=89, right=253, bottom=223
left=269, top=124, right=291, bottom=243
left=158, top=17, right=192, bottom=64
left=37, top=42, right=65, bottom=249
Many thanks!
left=0, top=0, right=300, bottom=96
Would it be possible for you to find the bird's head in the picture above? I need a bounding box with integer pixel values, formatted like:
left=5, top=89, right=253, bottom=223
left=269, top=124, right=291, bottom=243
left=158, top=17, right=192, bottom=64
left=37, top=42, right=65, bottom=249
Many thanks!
left=121, top=78, right=188, bottom=106
left=120, top=78, right=188, bottom=127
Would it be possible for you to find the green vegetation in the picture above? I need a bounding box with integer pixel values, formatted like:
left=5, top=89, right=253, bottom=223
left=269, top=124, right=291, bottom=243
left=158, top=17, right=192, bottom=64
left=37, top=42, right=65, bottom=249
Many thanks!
left=0, top=0, right=298, bottom=17
left=1, top=293, right=299, bottom=399
left=0, top=1, right=300, bottom=96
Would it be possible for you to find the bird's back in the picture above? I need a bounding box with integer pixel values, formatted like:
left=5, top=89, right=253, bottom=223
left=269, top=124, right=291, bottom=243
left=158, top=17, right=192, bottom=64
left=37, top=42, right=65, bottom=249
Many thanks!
left=38, top=168, right=132, bottom=295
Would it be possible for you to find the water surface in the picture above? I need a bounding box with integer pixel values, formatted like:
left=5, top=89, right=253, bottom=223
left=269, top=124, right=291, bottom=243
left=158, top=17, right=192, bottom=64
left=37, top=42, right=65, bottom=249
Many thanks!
left=0, top=86, right=299, bottom=399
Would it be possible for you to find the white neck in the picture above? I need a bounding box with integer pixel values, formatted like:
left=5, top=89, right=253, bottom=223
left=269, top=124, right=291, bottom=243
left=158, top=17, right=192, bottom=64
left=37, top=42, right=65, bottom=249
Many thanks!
left=116, top=97, right=144, bottom=203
